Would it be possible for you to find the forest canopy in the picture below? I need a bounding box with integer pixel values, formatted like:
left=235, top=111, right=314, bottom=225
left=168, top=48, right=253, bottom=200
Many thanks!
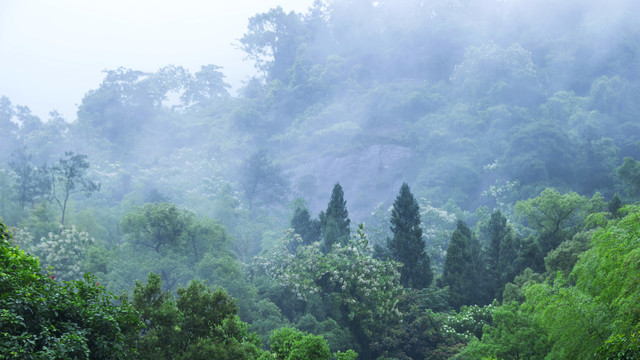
left=2, top=0, right=640, bottom=358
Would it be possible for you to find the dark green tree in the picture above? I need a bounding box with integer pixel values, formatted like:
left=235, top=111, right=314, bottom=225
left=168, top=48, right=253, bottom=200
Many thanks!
left=121, top=202, right=189, bottom=255
left=290, top=204, right=321, bottom=249
left=51, top=152, right=100, bottom=225
left=441, top=220, right=484, bottom=309
left=483, top=210, right=519, bottom=302
left=0, top=219, right=141, bottom=359
left=608, top=193, right=623, bottom=218
left=617, top=155, right=640, bottom=199
left=319, top=183, right=351, bottom=253
left=387, top=183, right=433, bottom=289
left=132, top=273, right=265, bottom=360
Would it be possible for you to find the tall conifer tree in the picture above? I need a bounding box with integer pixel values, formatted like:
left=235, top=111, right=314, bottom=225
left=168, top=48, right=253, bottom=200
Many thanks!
left=319, top=183, right=350, bottom=253
left=442, top=220, right=483, bottom=309
left=388, top=183, right=433, bottom=289
left=484, top=210, right=519, bottom=302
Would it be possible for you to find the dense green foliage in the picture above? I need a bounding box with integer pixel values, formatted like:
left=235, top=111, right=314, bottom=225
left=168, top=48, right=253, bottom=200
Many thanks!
left=131, top=273, right=266, bottom=360
left=319, top=183, right=351, bottom=253
left=387, top=183, right=433, bottom=289
left=442, top=220, right=483, bottom=309
left=0, top=219, right=141, bottom=359
left=2, top=0, right=640, bottom=358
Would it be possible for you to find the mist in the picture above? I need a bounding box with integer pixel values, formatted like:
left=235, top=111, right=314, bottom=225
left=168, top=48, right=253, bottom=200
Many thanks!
left=2, top=0, right=640, bottom=358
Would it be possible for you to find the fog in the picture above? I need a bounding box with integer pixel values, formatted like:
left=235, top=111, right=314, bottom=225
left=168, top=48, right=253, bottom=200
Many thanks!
left=0, top=0, right=312, bottom=119
left=2, top=0, right=640, bottom=358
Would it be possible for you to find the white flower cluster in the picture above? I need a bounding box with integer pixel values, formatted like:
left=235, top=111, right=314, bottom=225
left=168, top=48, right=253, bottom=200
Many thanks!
left=35, top=225, right=94, bottom=281
left=255, top=225, right=405, bottom=336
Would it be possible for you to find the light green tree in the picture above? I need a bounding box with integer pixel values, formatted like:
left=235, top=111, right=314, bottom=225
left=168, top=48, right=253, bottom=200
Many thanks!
left=514, top=188, right=603, bottom=253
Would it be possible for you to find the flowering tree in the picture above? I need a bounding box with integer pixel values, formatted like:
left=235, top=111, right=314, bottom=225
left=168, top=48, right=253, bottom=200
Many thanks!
left=0, top=219, right=141, bottom=359
left=35, top=225, right=94, bottom=281
left=255, top=224, right=404, bottom=357
left=9, top=225, right=94, bottom=281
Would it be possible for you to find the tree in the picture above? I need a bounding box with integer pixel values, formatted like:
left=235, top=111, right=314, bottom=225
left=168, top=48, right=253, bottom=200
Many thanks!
left=119, top=202, right=234, bottom=291
left=458, top=302, right=552, bottom=360
left=0, top=170, right=20, bottom=224
left=269, top=327, right=332, bottom=360
left=239, top=7, right=307, bottom=81
left=290, top=203, right=321, bottom=250
left=387, top=183, right=433, bottom=289
left=0, top=219, right=141, bottom=359
left=15, top=105, right=43, bottom=138
left=51, top=152, right=100, bottom=225
left=319, top=183, right=351, bottom=253
left=9, top=148, right=51, bottom=211
left=441, top=220, right=484, bottom=309
left=514, top=188, right=596, bottom=253
left=121, top=203, right=187, bottom=248
left=524, top=277, right=610, bottom=359
left=132, top=273, right=266, bottom=360
left=617, top=155, right=640, bottom=199
left=181, top=64, right=231, bottom=105
left=240, top=150, right=289, bottom=210
left=482, top=210, right=519, bottom=302
left=0, top=96, right=17, bottom=133
left=516, top=205, right=640, bottom=359
left=608, top=193, right=623, bottom=218
left=573, top=205, right=640, bottom=339
left=256, top=225, right=404, bottom=358
left=34, top=225, right=94, bottom=281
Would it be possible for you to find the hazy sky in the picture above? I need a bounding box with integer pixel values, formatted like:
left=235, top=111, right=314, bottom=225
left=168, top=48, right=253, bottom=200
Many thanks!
left=0, top=0, right=313, bottom=121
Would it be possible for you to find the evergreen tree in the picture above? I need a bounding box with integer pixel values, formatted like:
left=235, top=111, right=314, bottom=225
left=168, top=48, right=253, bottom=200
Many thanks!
left=442, top=220, right=483, bottom=309
left=387, top=183, right=433, bottom=289
left=319, top=183, right=350, bottom=253
left=608, top=193, right=623, bottom=218
left=483, top=210, right=519, bottom=302
left=290, top=204, right=321, bottom=251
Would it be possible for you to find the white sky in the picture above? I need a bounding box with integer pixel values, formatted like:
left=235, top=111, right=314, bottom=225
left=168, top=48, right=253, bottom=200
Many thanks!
left=0, top=0, right=313, bottom=121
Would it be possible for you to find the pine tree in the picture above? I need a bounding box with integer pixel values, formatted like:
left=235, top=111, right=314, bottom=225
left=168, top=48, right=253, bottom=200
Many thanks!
left=442, top=220, right=483, bottom=309
left=388, top=183, right=433, bottom=289
left=319, top=183, right=350, bottom=253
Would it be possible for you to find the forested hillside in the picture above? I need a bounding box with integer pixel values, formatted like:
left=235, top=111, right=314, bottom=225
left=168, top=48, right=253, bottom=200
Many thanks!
left=2, top=0, right=640, bottom=358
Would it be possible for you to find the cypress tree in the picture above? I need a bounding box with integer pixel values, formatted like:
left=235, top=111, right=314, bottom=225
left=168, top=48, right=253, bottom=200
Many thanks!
left=442, top=220, right=483, bottom=309
left=319, top=183, right=350, bottom=253
left=388, top=183, right=433, bottom=289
